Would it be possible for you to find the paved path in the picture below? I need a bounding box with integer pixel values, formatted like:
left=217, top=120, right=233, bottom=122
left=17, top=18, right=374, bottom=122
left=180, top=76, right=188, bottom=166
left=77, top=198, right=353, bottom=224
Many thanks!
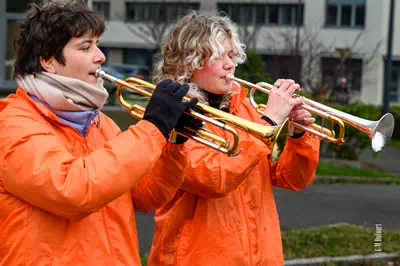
left=135, top=183, right=400, bottom=254
left=274, top=184, right=400, bottom=230
left=359, top=146, right=400, bottom=175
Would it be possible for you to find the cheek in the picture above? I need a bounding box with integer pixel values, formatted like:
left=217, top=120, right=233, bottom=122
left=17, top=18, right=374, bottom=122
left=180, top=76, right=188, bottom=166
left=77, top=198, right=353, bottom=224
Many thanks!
left=207, top=63, right=221, bottom=75
left=203, top=65, right=220, bottom=80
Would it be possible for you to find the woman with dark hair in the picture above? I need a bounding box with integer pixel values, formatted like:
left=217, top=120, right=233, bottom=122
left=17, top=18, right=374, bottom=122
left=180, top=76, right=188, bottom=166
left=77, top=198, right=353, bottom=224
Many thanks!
left=0, top=1, right=196, bottom=265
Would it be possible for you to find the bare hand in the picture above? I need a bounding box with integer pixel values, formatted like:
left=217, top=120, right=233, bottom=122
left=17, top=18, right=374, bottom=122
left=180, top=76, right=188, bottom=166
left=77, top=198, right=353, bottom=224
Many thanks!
left=288, top=105, right=315, bottom=133
left=263, top=79, right=303, bottom=125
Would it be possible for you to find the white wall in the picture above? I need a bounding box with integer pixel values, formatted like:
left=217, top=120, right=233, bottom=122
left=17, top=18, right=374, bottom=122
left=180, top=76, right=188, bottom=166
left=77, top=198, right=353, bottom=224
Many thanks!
left=94, top=0, right=400, bottom=104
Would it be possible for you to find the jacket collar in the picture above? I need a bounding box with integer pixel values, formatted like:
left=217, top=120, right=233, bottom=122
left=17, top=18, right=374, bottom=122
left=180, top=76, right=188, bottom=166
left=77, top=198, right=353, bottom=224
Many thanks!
left=16, top=88, right=60, bottom=121
left=16, top=88, right=98, bottom=136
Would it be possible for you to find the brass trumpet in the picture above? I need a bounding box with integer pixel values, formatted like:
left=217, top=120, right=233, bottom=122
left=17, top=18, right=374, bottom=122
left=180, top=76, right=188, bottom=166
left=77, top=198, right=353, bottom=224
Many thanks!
left=96, top=68, right=285, bottom=157
left=227, top=74, right=395, bottom=152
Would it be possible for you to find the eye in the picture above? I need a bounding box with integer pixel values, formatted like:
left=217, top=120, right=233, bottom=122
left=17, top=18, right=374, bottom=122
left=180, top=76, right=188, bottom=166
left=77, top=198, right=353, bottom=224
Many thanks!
left=81, top=46, right=90, bottom=52
left=228, top=51, right=236, bottom=59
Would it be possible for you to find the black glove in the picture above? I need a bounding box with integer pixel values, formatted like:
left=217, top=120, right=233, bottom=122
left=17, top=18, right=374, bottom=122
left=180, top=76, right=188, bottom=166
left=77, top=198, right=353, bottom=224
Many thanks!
left=174, top=98, right=203, bottom=144
left=143, top=79, right=190, bottom=140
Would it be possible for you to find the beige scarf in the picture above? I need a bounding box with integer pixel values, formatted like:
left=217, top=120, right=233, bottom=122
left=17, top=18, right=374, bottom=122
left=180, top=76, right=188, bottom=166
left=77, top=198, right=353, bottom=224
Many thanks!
left=16, top=72, right=109, bottom=111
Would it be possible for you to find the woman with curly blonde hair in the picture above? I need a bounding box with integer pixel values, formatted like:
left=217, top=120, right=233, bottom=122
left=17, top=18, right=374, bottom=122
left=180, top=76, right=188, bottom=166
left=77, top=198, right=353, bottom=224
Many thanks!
left=148, top=11, right=320, bottom=266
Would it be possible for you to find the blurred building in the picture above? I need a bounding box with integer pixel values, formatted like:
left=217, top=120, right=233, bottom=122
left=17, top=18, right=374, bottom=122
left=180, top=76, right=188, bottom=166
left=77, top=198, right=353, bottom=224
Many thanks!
left=1, top=0, right=400, bottom=105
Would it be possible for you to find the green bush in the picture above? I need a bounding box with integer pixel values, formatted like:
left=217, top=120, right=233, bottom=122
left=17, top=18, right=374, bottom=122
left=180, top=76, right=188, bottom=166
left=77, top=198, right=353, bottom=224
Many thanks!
left=235, top=49, right=271, bottom=84
left=235, top=49, right=274, bottom=105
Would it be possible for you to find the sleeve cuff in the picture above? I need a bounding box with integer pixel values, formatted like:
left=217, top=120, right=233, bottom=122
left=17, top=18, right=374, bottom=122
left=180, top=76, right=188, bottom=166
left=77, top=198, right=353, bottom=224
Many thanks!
left=261, top=115, right=278, bottom=126
left=290, top=130, right=306, bottom=139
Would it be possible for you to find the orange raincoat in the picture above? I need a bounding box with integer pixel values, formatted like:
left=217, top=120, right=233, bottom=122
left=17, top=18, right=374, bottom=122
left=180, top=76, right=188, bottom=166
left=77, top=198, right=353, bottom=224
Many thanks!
left=0, top=89, right=186, bottom=266
left=148, top=85, right=320, bottom=266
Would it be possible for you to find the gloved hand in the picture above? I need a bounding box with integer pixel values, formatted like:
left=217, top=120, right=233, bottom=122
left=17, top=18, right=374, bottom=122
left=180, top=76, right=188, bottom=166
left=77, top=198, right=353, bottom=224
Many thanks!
left=143, top=79, right=191, bottom=140
left=174, top=98, right=203, bottom=144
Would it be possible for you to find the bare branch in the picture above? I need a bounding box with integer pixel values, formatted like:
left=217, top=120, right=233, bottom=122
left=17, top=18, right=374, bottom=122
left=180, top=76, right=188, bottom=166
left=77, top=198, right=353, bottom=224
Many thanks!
left=111, top=0, right=174, bottom=50
left=238, top=24, right=261, bottom=49
left=125, top=23, right=154, bottom=44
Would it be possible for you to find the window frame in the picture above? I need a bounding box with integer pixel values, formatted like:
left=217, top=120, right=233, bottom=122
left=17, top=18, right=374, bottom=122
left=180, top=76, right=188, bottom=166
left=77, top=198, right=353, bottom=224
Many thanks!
left=1, top=8, right=26, bottom=90
left=217, top=3, right=304, bottom=26
left=125, top=2, right=200, bottom=23
left=92, top=1, right=110, bottom=20
left=321, top=57, right=363, bottom=94
left=325, top=0, right=366, bottom=28
left=389, top=61, right=400, bottom=102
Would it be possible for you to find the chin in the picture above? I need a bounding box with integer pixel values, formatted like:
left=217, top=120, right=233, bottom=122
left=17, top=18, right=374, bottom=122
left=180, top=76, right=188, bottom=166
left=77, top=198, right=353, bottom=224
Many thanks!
left=220, top=86, right=232, bottom=94
left=86, top=77, right=98, bottom=87
left=85, top=80, right=95, bottom=86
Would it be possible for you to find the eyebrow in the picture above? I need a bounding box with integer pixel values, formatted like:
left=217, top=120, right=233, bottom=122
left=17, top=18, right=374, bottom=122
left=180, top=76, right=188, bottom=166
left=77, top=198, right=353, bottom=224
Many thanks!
left=76, top=39, right=99, bottom=46
left=79, top=39, right=92, bottom=45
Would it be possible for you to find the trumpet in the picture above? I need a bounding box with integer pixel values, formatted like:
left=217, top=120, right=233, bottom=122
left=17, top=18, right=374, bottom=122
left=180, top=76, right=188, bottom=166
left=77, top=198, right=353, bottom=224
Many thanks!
left=96, top=68, right=285, bottom=157
left=227, top=74, right=395, bottom=152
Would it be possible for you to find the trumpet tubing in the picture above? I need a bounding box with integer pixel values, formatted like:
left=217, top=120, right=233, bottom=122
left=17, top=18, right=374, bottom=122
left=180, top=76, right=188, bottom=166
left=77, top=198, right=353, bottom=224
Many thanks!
left=96, top=69, right=284, bottom=157
left=227, top=74, right=395, bottom=152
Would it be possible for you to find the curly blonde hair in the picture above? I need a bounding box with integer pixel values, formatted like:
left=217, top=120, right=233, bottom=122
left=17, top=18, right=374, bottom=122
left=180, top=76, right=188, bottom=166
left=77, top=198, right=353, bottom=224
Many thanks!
left=152, top=11, right=246, bottom=107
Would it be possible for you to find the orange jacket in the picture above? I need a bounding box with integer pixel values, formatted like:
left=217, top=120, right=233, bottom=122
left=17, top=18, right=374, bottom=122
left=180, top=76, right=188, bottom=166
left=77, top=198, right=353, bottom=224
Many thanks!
left=148, top=85, right=320, bottom=266
left=0, top=89, right=186, bottom=266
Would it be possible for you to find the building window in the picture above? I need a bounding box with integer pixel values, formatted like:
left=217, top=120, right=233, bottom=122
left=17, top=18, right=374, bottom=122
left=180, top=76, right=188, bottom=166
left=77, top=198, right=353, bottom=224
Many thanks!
left=123, top=48, right=156, bottom=69
left=325, top=0, right=366, bottom=27
left=355, top=5, right=365, bottom=26
left=326, top=5, right=337, bottom=25
left=260, top=55, right=301, bottom=80
left=93, top=2, right=110, bottom=20
left=126, top=3, right=148, bottom=22
left=217, top=3, right=303, bottom=26
left=126, top=2, right=200, bottom=23
left=99, top=47, right=109, bottom=63
left=340, top=5, right=352, bottom=26
left=321, top=57, right=363, bottom=94
left=5, top=20, right=21, bottom=80
left=390, top=62, right=400, bottom=102
left=4, top=0, right=42, bottom=83
left=6, top=0, right=40, bottom=12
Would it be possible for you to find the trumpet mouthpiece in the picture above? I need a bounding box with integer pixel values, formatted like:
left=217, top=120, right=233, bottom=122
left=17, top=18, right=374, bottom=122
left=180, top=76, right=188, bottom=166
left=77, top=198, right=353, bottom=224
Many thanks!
left=95, top=68, right=105, bottom=78
left=226, top=74, right=234, bottom=81
left=95, top=68, right=118, bottom=83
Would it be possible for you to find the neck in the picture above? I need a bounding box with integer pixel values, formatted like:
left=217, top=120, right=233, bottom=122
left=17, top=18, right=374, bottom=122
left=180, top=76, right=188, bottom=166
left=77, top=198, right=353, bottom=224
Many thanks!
left=203, top=90, right=230, bottom=112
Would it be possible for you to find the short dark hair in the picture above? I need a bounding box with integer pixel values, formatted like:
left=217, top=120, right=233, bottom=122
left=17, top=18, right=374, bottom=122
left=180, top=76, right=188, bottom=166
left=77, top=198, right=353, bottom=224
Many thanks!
left=13, top=0, right=105, bottom=78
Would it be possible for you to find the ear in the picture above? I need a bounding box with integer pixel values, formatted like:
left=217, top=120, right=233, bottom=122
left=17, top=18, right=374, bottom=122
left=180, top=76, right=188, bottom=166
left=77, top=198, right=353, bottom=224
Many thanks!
left=39, top=56, right=57, bottom=74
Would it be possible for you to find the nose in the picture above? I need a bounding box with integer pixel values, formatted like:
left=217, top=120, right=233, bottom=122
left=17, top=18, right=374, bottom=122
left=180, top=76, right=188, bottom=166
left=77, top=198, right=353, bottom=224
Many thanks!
left=224, top=55, right=235, bottom=71
left=94, top=46, right=106, bottom=64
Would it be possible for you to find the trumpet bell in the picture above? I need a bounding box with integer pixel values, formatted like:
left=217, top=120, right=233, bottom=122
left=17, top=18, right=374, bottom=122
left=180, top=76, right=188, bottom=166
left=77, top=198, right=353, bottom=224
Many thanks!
left=371, top=113, right=395, bottom=152
left=270, top=119, right=290, bottom=162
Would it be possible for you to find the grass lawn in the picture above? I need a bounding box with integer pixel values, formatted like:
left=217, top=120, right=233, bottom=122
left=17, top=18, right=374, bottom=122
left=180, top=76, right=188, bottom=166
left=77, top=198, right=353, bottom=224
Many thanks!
left=316, top=162, right=397, bottom=178
left=389, top=139, right=400, bottom=150
left=141, top=255, right=148, bottom=266
left=282, top=223, right=400, bottom=260
left=140, top=224, right=400, bottom=265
